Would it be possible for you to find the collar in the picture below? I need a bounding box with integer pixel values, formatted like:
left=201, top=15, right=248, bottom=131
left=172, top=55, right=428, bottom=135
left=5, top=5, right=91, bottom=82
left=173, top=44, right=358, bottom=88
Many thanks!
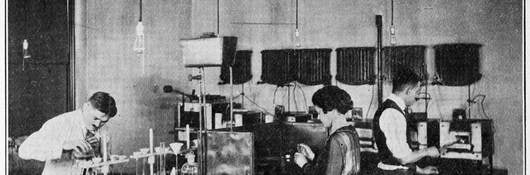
left=329, top=117, right=350, bottom=135
left=387, top=94, right=407, bottom=111
left=74, top=108, right=89, bottom=131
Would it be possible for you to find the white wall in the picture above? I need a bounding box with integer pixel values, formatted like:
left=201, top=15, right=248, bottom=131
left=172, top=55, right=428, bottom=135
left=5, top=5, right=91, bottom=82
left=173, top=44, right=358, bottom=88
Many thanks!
left=191, top=0, right=522, bottom=173
left=76, top=0, right=522, bottom=173
left=75, top=0, right=192, bottom=172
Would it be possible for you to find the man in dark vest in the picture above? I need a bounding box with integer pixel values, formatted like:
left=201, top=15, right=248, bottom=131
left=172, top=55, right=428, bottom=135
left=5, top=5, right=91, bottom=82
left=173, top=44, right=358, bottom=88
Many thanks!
left=372, top=67, right=440, bottom=174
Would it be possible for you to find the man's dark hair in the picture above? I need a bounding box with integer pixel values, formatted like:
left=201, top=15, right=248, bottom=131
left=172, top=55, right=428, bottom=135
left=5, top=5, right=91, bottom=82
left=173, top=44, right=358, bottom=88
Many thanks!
left=392, top=66, right=421, bottom=93
left=311, top=86, right=354, bottom=114
left=89, top=92, right=117, bottom=117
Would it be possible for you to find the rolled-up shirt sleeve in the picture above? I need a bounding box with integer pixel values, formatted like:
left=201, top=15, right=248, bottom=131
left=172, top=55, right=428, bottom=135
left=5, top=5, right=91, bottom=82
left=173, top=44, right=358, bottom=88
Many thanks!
left=18, top=118, right=67, bottom=161
left=378, top=109, right=412, bottom=160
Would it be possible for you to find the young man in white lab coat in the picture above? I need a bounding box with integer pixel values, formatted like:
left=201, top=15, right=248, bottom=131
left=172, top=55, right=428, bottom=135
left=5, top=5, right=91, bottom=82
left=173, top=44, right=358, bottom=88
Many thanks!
left=19, top=92, right=117, bottom=175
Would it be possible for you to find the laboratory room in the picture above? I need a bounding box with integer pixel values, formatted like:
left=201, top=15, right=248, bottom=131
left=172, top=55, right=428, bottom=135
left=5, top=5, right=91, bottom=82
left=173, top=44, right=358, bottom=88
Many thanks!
left=6, top=0, right=523, bottom=175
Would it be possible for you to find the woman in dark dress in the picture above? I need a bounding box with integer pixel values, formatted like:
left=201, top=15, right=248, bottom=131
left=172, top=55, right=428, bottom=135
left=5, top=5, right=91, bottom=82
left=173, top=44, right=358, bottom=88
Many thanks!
left=294, top=86, right=362, bottom=175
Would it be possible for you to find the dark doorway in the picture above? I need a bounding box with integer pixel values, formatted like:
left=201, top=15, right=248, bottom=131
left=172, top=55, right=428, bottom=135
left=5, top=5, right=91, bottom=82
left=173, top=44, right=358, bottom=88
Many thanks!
left=8, top=0, right=75, bottom=138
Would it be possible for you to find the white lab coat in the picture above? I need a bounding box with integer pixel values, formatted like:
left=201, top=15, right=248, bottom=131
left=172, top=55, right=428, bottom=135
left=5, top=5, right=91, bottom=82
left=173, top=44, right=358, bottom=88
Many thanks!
left=19, top=109, right=103, bottom=175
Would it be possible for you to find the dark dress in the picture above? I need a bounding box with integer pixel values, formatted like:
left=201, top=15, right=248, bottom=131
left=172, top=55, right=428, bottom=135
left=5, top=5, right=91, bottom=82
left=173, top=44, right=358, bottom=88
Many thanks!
left=301, top=125, right=362, bottom=175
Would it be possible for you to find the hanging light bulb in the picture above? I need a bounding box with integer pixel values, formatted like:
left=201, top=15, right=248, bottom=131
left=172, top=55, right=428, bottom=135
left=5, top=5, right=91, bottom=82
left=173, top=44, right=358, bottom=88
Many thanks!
left=294, top=0, right=301, bottom=48
left=294, top=28, right=301, bottom=48
left=22, top=5, right=30, bottom=71
left=23, top=39, right=30, bottom=59
left=134, top=21, right=145, bottom=55
left=22, top=39, right=30, bottom=71
left=390, top=25, right=397, bottom=45
left=390, top=0, right=397, bottom=45
left=134, top=0, right=145, bottom=56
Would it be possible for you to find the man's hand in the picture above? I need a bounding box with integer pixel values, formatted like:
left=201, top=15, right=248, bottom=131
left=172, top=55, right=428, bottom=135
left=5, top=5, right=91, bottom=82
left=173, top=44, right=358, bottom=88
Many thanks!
left=439, top=145, right=450, bottom=155
left=424, top=147, right=440, bottom=157
left=86, top=136, right=99, bottom=144
left=63, top=139, right=92, bottom=153
left=297, top=144, right=315, bottom=161
left=439, top=140, right=458, bottom=155
left=416, top=166, right=439, bottom=174
left=294, top=152, right=308, bottom=168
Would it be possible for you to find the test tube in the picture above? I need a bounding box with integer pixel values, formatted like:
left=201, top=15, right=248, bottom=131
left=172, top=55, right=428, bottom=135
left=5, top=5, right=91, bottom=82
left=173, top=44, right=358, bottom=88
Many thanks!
left=158, top=143, right=162, bottom=175
left=161, top=142, right=166, bottom=175
left=102, top=134, right=108, bottom=162
left=186, top=125, right=190, bottom=149
left=142, top=158, right=146, bottom=175
left=149, top=129, right=154, bottom=175
left=135, top=157, right=139, bottom=175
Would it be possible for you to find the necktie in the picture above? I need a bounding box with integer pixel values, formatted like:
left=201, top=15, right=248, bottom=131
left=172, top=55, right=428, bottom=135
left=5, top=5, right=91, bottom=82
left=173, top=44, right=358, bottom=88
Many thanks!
left=404, top=107, right=411, bottom=117
left=85, top=130, right=101, bottom=157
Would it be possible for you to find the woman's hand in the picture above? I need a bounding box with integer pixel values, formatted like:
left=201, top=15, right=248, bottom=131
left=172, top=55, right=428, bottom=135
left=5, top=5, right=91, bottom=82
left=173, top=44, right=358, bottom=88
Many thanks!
left=297, top=144, right=315, bottom=161
left=294, top=152, right=308, bottom=168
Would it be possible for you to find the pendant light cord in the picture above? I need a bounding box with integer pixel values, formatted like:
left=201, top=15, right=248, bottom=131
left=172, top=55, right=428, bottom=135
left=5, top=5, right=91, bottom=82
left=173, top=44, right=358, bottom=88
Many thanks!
left=295, top=0, right=298, bottom=29
left=139, top=0, right=142, bottom=22
left=391, top=0, right=393, bottom=25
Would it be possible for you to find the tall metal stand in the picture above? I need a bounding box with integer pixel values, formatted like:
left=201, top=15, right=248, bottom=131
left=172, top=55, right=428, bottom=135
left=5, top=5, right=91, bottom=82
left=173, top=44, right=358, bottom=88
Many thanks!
left=375, top=15, right=384, bottom=106
left=230, top=67, right=234, bottom=132
left=198, top=67, right=207, bottom=175
left=188, top=66, right=207, bottom=175
left=467, top=84, right=472, bottom=119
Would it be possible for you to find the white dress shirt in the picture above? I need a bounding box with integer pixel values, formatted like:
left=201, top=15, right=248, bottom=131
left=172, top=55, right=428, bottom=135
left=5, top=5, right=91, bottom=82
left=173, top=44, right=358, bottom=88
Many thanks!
left=19, top=109, right=104, bottom=175
left=378, top=94, right=412, bottom=160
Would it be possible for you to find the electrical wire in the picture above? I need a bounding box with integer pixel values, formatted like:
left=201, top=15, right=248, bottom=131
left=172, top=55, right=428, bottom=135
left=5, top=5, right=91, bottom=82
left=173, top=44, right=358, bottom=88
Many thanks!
left=134, top=0, right=145, bottom=72
left=22, top=0, right=30, bottom=71
left=472, top=83, right=476, bottom=98
left=469, top=84, right=490, bottom=119
left=470, top=94, right=489, bottom=119
left=295, top=83, right=309, bottom=110
left=247, top=80, right=254, bottom=102
left=244, top=97, right=274, bottom=115
left=286, top=85, right=290, bottom=111
left=272, top=86, right=280, bottom=108
left=467, top=83, right=491, bottom=119
left=479, top=96, right=489, bottom=119
left=288, top=82, right=298, bottom=111
left=294, top=0, right=301, bottom=47
left=391, top=0, right=394, bottom=25
left=295, top=0, right=298, bottom=29
left=366, top=84, right=376, bottom=119
left=416, top=91, right=432, bottom=113
left=217, top=0, right=220, bottom=35
left=430, top=84, right=444, bottom=118
left=228, top=85, right=275, bottom=116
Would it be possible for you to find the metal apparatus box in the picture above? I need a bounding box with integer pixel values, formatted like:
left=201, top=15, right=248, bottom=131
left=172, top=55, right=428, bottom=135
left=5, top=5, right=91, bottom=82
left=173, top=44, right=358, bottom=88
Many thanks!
left=438, top=119, right=493, bottom=161
left=205, top=131, right=254, bottom=175
left=181, top=37, right=237, bottom=67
